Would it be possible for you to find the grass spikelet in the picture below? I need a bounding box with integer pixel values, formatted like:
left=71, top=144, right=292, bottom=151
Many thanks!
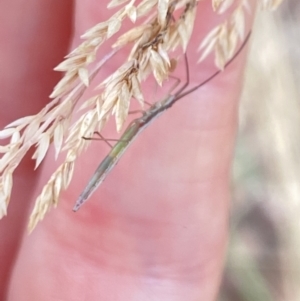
left=0, top=0, right=286, bottom=228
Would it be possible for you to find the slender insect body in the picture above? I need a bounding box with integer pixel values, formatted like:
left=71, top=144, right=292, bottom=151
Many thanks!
left=74, top=125, right=139, bottom=211
left=73, top=33, right=251, bottom=211
left=73, top=95, right=176, bottom=211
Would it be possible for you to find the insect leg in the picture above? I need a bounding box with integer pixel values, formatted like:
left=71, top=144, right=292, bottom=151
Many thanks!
left=128, top=109, right=146, bottom=115
left=174, top=53, right=190, bottom=97
left=82, top=132, right=113, bottom=148
left=82, top=131, right=130, bottom=148
left=167, top=74, right=181, bottom=95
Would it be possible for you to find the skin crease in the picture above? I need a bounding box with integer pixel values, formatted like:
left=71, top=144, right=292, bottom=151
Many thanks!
left=0, top=0, right=255, bottom=300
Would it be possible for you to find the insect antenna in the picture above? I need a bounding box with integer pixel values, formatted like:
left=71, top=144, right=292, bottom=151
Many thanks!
left=175, top=31, right=252, bottom=102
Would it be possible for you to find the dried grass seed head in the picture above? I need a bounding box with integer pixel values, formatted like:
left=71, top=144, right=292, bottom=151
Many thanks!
left=0, top=0, right=287, bottom=229
left=198, top=1, right=247, bottom=69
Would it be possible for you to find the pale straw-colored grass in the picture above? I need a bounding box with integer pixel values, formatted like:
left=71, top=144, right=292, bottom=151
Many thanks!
left=0, top=0, right=283, bottom=230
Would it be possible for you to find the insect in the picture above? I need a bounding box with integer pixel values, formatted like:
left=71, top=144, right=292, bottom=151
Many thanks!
left=73, top=32, right=251, bottom=212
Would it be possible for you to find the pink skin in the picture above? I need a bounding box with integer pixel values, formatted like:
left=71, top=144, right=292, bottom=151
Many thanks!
left=0, top=0, right=255, bottom=300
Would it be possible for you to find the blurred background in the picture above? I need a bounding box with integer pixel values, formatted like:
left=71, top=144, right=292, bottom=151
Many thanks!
left=219, top=1, right=300, bottom=300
